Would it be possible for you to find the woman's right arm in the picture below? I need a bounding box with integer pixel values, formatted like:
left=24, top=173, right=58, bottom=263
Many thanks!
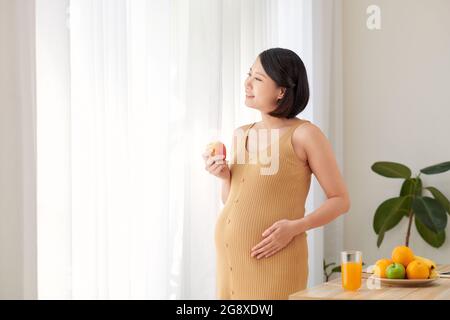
left=220, top=127, right=240, bottom=204
left=203, top=127, right=239, bottom=204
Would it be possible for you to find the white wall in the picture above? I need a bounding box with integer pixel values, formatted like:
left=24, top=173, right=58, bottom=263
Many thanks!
left=0, top=0, right=37, bottom=299
left=343, top=0, right=450, bottom=265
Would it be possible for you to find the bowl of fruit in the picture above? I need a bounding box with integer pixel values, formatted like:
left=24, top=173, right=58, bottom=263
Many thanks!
left=367, top=246, right=439, bottom=287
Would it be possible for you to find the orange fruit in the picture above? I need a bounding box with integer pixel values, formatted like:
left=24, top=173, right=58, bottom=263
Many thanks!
left=374, top=258, right=393, bottom=278
left=406, top=260, right=430, bottom=279
left=391, top=246, right=415, bottom=267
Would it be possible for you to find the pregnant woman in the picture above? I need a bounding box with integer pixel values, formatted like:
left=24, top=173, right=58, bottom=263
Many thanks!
left=203, top=48, right=350, bottom=300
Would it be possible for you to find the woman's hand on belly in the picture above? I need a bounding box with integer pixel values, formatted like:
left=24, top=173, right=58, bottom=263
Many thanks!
left=250, top=219, right=299, bottom=259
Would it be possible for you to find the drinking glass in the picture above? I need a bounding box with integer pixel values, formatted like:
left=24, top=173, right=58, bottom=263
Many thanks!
left=341, top=250, right=362, bottom=291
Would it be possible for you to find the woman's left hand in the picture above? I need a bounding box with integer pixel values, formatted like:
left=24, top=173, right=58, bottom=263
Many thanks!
left=251, top=219, right=304, bottom=259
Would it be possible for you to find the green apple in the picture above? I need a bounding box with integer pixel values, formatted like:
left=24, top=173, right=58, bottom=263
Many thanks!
left=386, top=263, right=406, bottom=279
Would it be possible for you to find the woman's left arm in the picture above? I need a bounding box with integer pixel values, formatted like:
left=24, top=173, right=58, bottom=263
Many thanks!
left=251, top=123, right=350, bottom=259
left=291, top=122, right=351, bottom=235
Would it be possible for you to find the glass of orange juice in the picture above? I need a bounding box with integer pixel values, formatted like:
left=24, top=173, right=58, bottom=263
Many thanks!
left=341, top=250, right=362, bottom=291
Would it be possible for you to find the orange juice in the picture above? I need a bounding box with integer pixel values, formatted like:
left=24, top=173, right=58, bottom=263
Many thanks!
left=341, top=261, right=362, bottom=291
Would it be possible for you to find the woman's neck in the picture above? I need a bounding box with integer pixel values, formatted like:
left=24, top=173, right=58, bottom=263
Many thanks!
left=258, top=113, right=298, bottom=129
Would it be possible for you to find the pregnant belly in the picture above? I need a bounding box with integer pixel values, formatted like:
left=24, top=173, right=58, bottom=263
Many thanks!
left=215, top=205, right=307, bottom=260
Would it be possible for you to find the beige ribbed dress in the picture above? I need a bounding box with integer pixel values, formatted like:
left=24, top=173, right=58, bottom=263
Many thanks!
left=214, top=118, right=312, bottom=300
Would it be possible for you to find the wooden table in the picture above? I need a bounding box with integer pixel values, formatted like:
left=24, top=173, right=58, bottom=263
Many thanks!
left=289, top=264, right=450, bottom=300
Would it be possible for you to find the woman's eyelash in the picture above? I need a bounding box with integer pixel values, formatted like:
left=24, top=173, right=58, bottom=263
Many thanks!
left=247, top=72, right=262, bottom=81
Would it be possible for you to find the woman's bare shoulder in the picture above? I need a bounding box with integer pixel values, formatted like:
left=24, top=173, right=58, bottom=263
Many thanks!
left=291, top=121, right=324, bottom=163
left=294, top=120, right=325, bottom=138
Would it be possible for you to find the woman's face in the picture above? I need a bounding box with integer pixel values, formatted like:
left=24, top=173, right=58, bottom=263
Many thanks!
left=244, top=56, right=285, bottom=112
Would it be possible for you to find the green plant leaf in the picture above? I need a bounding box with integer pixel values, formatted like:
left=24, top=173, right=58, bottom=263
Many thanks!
left=413, top=196, right=448, bottom=232
left=420, top=161, right=450, bottom=175
left=375, top=198, right=411, bottom=248
left=400, top=178, right=422, bottom=197
left=377, top=226, right=391, bottom=248
left=373, top=196, right=411, bottom=234
left=324, top=262, right=336, bottom=270
left=377, top=211, right=406, bottom=247
left=400, top=178, right=421, bottom=216
left=371, top=162, right=411, bottom=179
left=415, top=216, right=445, bottom=248
left=331, top=266, right=341, bottom=273
left=425, top=186, right=450, bottom=215
left=415, top=178, right=423, bottom=196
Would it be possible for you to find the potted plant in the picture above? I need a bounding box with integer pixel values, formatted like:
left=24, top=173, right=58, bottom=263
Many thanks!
left=371, top=161, right=450, bottom=248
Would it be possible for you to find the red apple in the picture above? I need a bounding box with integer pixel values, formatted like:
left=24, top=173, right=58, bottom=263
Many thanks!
left=207, top=141, right=227, bottom=159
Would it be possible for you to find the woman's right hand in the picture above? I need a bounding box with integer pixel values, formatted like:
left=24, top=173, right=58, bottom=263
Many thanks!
left=202, top=149, right=230, bottom=181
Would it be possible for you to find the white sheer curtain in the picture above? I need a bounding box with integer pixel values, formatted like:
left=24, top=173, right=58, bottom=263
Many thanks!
left=311, top=0, right=345, bottom=273
left=36, top=0, right=343, bottom=299
left=0, top=0, right=37, bottom=299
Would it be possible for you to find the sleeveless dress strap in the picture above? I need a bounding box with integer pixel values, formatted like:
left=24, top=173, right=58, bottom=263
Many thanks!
left=243, top=119, right=310, bottom=151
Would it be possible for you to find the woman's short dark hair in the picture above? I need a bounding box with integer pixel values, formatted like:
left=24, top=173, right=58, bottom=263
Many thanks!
left=258, top=48, right=309, bottom=119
